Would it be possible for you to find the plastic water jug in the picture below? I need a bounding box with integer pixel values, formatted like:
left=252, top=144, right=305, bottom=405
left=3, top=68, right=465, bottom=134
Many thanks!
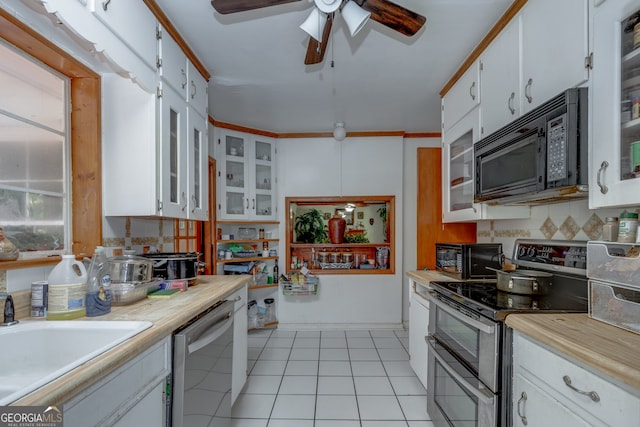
left=47, top=254, right=88, bottom=320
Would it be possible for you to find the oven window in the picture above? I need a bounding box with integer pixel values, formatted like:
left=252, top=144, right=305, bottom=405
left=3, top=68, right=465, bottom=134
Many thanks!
left=434, top=307, right=480, bottom=371
left=433, top=359, right=479, bottom=427
left=480, top=131, right=538, bottom=193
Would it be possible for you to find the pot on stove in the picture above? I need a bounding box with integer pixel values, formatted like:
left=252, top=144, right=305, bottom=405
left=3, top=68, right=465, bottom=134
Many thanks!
left=487, top=267, right=553, bottom=295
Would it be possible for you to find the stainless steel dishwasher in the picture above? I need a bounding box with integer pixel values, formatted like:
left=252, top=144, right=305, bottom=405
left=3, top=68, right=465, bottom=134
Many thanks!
left=171, top=299, right=235, bottom=427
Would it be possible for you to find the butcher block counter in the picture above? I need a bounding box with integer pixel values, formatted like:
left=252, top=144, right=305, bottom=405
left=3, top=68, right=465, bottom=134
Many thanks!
left=11, top=275, right=250, bottom=406
left=406, top=269, right=457, bottom=284
left=506, top=313, right=640, bottom=392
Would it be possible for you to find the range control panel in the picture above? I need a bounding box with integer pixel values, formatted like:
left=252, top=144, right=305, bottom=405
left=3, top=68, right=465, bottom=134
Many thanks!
left=513, top=239, right=587, bottom=273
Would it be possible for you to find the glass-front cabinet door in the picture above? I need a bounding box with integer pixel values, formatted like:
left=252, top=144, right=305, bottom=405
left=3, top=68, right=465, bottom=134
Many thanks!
left=442, top=108, right=482, bottom=222
left=217, top=130, right=276, bottom=220
left=187, top=109, right=208, bottom=220
left=159, top=85, right=187, bottom=218
left=591, top=1, right=640, bottom=208
left=253, top=138, right=276, bottom=219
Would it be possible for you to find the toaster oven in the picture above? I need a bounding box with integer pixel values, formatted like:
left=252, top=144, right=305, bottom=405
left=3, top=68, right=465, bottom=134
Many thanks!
left=435, top=243, right=503, bottom=280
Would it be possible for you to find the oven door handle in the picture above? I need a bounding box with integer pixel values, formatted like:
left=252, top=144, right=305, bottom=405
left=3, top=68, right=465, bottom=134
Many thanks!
left=427, top=291, right=495, bottom=334
left=427, top=336, right=494, bottom=405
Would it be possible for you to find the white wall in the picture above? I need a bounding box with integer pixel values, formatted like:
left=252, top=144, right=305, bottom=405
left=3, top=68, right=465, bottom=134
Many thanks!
left=276, top=135, right=405, bottom=328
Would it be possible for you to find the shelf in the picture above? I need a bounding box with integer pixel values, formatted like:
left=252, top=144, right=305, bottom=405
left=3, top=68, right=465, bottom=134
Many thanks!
left=216, top=220, right=279, bottom=225
left=450, top=145, right=473, bottom=162
left=290, top=242, right=390, bottom=248
left=622, top=117, right=640, bottom=131
left=451, top=178, right=473, bottom=190
left=623, top=45, right=640, bottom=67
left=248, top=284, right=279, bottom=291
left=248, top=321, right=278, bottom=331
left=289, top=268, right=392, bottom=275
left=217, top=239, right=279, bottom=244
left=216, top=256, right=279, bottom=263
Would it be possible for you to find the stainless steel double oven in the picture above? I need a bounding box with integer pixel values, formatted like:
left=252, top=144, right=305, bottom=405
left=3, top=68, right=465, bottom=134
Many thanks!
left=425, top=240, right=589, bottom=427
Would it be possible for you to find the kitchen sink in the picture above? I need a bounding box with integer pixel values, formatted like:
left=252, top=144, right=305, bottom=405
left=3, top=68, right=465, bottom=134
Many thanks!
left=0, top=320, right=152, bottom=405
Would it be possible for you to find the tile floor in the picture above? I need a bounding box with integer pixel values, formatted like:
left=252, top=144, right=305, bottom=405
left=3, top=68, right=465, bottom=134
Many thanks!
left=231, top=328, right=434, bottom=427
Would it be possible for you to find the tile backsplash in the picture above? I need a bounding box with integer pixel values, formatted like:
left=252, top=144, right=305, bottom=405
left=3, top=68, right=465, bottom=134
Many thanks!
left=477, top=199, right=638, bottom=259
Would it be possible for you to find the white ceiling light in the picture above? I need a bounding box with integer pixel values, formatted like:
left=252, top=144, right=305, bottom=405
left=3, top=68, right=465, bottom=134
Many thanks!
left=342, top=1, right=370, bottom=37
left=315, top=0, right=342, bottom=14
left=300, top=8, right=327, bottom=42
left=333, top=122, right=347, bottom=141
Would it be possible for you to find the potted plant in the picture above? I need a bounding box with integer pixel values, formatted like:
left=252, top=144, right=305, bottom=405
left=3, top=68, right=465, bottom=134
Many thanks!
left=294, top=209, right=326, bottom=243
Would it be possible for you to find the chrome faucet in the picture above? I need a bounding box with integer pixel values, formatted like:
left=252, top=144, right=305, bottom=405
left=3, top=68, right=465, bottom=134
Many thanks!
left=0, top=293, right=19, bottom=326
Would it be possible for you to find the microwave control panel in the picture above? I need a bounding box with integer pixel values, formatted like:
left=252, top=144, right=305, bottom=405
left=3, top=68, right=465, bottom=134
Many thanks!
left=547, top=113, right=568, bottom=182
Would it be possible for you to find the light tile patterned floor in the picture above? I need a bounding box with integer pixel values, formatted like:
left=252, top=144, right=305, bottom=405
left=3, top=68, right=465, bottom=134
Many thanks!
left=230, top=329, right=434, bottom=427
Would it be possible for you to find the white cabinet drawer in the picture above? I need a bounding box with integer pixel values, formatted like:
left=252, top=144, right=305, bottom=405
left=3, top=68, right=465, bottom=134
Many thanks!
left=514, top=332, right=640, bottom=426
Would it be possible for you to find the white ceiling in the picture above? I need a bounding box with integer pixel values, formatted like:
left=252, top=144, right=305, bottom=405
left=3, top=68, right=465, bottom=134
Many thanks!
left=153, top=0, right=514, bottom=134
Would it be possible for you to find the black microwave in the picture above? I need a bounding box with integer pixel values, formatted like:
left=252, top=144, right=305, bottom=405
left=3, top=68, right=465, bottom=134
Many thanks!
left=435, top=243, right=503, bottom=280
left=474, top=88, right=588, bottom=204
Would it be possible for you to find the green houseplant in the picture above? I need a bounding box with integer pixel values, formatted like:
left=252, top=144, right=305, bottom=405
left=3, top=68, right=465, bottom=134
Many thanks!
left=294, top=209, right=326, bottom=243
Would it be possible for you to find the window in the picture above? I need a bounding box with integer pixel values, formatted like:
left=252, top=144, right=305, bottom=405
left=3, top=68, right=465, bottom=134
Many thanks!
left=0, top=41, right=69, bottom=256
left=0, top=9, right=102, bottom=265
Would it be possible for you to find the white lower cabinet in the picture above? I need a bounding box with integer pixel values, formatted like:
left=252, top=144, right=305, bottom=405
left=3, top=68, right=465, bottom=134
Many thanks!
left=63, top=336, right=171, bottom=426
left=512, top=331, right=640, bottom=426
left=408, top=279, right=429, bottom=389
left=230, top=286, right=248, bottom=405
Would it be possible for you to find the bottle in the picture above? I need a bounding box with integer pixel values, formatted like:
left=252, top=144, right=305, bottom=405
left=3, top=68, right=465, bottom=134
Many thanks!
left=47, top=254, right=88, bottom=320
left=259, top=228, right=265, bottom=239
left=273, top=262, right=279, bottom=284
left=602, top=217, right=619, bottom=242
left=85, top=246, right=112, bottom=317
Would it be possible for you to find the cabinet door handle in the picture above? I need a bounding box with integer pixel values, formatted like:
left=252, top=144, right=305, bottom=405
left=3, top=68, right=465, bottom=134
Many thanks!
left=191, top=81, right=197, bottom=99
left=508, top=92, right=516, bottom=115
left=597, top=161, right=609, bottom=194
left=245, top=198, right=249, bottom=210
left=191, top=194, right=197, bottom=213
left=252, top=198, right=255, bottom=210
left=562, top=375, right=600, bottom=402
left=517, top=391, right=528, bottom=425
left=181, top=69, right=187, bottom=89
left=102, top=0, right=111, bottom=11
left=181, top=192, right=187, bottom=212
left=524, top=78, right=533, bottom=104
left=469, top=81, right=476, bottom=101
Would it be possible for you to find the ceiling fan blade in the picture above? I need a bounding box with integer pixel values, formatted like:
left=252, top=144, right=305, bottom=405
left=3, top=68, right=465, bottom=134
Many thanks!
left=304, top=13, right=333, bottom=65
left=356, top=0, right=426, bottom=36
left=211, top=0, right=302, bottom=15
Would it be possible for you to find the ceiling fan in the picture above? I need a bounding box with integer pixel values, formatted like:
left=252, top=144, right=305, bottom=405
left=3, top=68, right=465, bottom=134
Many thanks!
left=210, top=0, right=426, bottom=65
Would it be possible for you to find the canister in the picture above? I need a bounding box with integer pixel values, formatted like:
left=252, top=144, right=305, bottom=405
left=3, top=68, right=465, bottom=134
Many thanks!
left=618, top=211, right=638, bottom=243
left=602, top=217, right=619, bottom=242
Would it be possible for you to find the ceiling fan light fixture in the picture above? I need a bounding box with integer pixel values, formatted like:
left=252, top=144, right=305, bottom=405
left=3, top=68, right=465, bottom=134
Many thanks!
left=341, top=1, right=370, bottom=37
left=300, top=8, right=327, bottom=42
left=333, top=122, right=347, bottom=141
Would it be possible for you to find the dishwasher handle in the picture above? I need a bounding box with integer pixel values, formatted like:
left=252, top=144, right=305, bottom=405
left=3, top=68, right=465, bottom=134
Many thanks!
left=188, top=313, right=233, bottom=354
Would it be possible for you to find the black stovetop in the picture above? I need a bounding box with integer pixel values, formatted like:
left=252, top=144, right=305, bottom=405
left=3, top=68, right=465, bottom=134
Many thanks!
left=429, top=279, right=588, bottom=321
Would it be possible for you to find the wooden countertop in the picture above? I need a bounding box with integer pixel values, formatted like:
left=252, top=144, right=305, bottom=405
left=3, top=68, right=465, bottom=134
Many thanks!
left=11, top=275, right=250, bottom=407
left=406, top=269, right=459, bottom=284
left=506, top=313, right=640, bottom=392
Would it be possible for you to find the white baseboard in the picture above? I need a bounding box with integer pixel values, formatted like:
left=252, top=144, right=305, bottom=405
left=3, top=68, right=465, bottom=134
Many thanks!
left=277, top=322, right=406, bottom=331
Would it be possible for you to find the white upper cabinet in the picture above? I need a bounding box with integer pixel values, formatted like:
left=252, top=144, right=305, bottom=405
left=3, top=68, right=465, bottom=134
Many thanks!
left=158, top=25, right=188, bottom=97
left=520, top=0, right=589, bottom=113
left=590, top=0, right=640, bottom=208
left=91, top=0, right=157, bottom=71
left=216, top=130, right=277, bottom=221
left=187, top=61, right=208, bottom=116
left=442, top=61, right=481, bottom=133
left=480, top=17, right=521, bottom=138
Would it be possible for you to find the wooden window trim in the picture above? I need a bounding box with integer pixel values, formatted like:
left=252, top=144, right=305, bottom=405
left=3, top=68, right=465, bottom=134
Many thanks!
left=0, top=9, right=102, bottom=269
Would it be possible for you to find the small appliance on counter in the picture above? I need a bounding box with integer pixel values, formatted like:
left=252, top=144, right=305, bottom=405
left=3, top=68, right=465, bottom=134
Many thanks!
left=435, top=242, right=503, bottom=280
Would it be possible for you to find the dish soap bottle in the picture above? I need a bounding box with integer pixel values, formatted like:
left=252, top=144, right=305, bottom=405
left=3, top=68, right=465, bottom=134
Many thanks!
left=47, top=254, right=88, bottom=320
left=86, top=246, right=112, bottom=317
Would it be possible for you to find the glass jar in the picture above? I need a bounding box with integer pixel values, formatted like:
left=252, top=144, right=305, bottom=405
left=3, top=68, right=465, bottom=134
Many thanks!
left=247, top=300, right=258, bottom=329
left=602, top=217, right=619, bottom=242
left=618, top=211, right=639, bottom=243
